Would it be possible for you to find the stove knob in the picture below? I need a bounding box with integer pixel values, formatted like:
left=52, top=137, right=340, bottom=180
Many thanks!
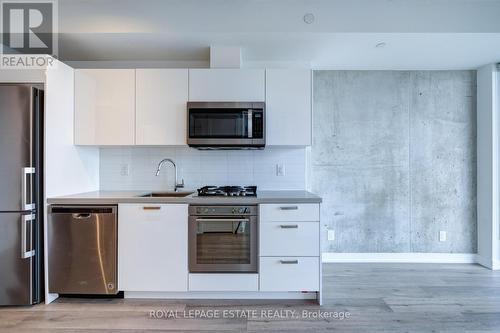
left=196, top=208, right=201, bottom=214
left=239, top=208, right=245, bottom=214
left=232, top=208, right=237, bottom=214
left=203, top=208, right=209, bottom=213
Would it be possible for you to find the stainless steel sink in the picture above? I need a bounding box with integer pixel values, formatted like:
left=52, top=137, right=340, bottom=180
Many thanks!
left=139, top=191, right=194, bottom=198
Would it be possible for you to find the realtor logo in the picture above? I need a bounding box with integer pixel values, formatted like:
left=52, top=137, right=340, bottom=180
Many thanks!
left=1, top=0, right=57, bottom=68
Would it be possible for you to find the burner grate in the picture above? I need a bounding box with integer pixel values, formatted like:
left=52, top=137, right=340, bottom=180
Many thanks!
left=197, top=186, right=257, bottom=197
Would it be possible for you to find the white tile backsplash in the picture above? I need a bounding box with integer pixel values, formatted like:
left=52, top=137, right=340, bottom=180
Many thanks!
left=99, top=147, right=307, bottom=191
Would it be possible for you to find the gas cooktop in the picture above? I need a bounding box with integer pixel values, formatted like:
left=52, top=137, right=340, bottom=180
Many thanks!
left=197, top=186, right=257, bottom=197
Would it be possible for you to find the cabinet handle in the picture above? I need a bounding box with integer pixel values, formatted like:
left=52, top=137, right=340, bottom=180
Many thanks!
left=21, top=214, right=35, bottom=259
left=280, top=224, right=298, bottom=229
left=143, top=206, right=161, bottom=210
left=21, top=167, right=35, bottom=211
left=279, top=206, right=298, bottom=210
left=279, top=260, right=299, bottom=264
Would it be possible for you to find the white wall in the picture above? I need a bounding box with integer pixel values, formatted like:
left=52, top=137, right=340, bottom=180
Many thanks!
left=44, top=60, right=100, bottom=303
left=100, top=147, right=306, bottom=191
left=45, top=61, right=99, bottom=197
left=496, top=64, right=500, bottom=268
left=476, top=63, right=500, bottom=270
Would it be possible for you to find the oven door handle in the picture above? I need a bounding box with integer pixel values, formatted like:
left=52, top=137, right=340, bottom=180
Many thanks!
left=195, top=218, right=250, bottom=223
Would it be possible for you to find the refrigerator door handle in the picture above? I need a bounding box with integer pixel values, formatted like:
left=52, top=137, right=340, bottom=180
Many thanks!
left=21, top=167, right=35, bottom=211
left=21, top=214, right=35, bottom=259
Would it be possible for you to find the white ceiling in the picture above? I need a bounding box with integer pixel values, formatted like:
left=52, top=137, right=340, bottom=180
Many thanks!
left=56, top=0, right=500, bottom=69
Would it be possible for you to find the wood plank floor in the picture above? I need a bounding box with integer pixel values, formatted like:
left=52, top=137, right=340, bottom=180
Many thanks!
left=1, top=263, right=500, bottom=332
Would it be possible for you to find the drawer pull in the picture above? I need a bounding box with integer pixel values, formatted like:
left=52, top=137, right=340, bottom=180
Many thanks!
left=280, top=224, right=298, bottom=229
left=143, top=206, right=161, bottom=210
left=279, top=260, right=299, bottom=264
left=279, top=206, right=298, bottom=210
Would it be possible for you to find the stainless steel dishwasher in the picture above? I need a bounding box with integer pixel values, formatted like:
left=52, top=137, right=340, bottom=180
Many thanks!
left=48, top=206, right=118, bottom=294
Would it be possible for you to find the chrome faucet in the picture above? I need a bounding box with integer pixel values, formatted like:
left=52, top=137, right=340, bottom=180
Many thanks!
left=155, top=158, right=184, bottom=191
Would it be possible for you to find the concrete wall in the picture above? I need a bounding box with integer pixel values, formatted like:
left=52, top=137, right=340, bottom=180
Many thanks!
left=312, top=70, right=476, bottom=253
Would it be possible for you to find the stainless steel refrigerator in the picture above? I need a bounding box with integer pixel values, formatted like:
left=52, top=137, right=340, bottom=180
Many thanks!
left=0, top=84, right=43, bottom=306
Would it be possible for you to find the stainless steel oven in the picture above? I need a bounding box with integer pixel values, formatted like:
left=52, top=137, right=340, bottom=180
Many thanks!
left=187, top=102, right=265, bottom=149
left=188, top=205, right=258, bottom=273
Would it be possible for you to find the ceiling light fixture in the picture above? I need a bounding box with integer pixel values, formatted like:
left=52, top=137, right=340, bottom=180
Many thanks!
left=303, top=13, right=315, bottom=24
left=375, top=42, right=387, bottom=48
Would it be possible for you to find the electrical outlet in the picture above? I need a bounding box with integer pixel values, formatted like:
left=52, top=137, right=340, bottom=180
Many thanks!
left=120, top=163, right=129, bottom=176
left=327, top=229, right=335, bottom=241
left=439, top=231, right=447, bottom=242
left=276, top=163, right=285, bottom=176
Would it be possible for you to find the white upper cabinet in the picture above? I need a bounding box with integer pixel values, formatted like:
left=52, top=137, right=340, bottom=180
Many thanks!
left=188, top=69, right=265, bottom=101
left=136, top=69, right=188, bottom=145
left=74, top=69, right=135, bottom=145
left=72, top=68, right=311, bottom=147
left=265, top=69, right=312, bottom=146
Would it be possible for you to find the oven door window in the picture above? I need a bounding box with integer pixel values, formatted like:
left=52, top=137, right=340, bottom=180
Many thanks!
left=189, top=109, right=250, bottom=139
left=196, top=219, right=251, bottom=265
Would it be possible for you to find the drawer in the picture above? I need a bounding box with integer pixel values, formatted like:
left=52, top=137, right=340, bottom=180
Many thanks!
left=189, top=274, right=258, bottom=291
left=260, top=222, right=319, bottom=256
left=260, top=204, right=319, bottom=222
left=259, top=257, right=319, bottom=292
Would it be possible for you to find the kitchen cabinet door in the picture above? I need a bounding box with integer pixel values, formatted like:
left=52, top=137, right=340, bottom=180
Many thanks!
left=265, top=69, right=312, bottom=146
left=136, top=69, right=188, bottom=145
left=260, top=257, right=319, bottom=292
left=74, top=69, right=135, bottom=145
left=188, top=69, right=265, bottom=101
left=118, top=204, right=188, bottom=292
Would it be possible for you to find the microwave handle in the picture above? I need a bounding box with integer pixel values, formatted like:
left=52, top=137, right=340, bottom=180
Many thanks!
left=247, top=109, right=253, bottom=138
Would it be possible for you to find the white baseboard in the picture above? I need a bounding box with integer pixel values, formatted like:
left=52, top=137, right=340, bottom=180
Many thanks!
left=322, top=252, right=477, bottom=264
left=45, top=293, right=59, bottom=304
left=124, top=291, right=318, bottom=300
left=476, top=255, right=500, bottom=270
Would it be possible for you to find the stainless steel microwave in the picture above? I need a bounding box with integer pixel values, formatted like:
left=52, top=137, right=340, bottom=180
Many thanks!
left=187, top=102, right=265, bottom=149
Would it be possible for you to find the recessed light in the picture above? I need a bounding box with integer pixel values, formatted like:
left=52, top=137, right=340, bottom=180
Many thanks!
left=375, top=42, right=387, bottom=48
left=303, top=13, right=315, bottom=24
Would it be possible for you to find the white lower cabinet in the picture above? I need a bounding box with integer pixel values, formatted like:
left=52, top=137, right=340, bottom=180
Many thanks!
left=260, top=222, right=319, bottom=257
left=117, top=202, right=320, bottom=297
left=189, top=274, right=258, bottom=292
left=260, top=203, right=320, bottom=222
left=259, top=257, right=319, bottom=292
left=259, top=203, right=321, bottom=293
left=118, top=204, right=188, bottom=292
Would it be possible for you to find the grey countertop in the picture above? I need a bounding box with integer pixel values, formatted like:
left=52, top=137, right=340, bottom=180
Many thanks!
left=47, top=190, right=322, bottom=205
